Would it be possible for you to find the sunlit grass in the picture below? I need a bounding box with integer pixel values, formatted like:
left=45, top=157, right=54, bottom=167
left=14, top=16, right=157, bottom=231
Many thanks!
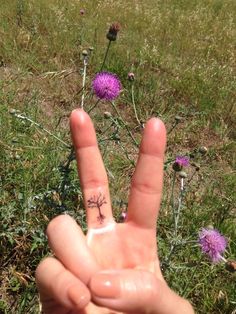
left=0, top=0, right=235, bottom=313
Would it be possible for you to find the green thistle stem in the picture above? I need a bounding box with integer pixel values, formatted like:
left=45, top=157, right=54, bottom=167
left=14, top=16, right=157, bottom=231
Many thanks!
left=174, top=177, right=185, bottom=236
left=187, top=168, right=197, bottom=184
left=100, top=40, right=111, bottom=71
left=119, top=142, right=135, bottom=166
left=102, top=121, right=114, bottom=134
left=81, top=57, right=88, bottom=109
left=87, top=99, right=100, bottom=113
left=131, top=83, right=141, bottom=125
left=164, top=173, right=185, bottom=267
left=167, top=121, right=178, bottom=135
left=219, top=255, right=227, bottom=263
left=110, top=101, right=139, bottom=147
left=182, top=267, right=198, bottom=297
left=169, top=171, right=176, bottom=214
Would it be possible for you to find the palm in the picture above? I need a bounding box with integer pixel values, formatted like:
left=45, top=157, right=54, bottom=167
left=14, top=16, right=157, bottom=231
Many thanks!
left=88, top=223, right=158, bottom=271
left=37, top=110, right=166, bottom=314
left=81, top=222, right=162, bottom=314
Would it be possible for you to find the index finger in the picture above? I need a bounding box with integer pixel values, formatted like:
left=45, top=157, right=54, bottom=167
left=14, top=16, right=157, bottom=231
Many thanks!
left=70, top=109, right=114, bottom=228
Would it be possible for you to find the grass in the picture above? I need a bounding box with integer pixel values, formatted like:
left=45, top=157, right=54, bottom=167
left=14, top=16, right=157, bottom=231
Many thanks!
left=0, top=0, right=235, bottom=313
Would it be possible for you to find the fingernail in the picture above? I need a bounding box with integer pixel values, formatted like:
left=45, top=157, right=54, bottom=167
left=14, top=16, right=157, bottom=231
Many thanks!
left=90, top=272, right=121, bottom=299
left=68, top=285, right=90, bottom=309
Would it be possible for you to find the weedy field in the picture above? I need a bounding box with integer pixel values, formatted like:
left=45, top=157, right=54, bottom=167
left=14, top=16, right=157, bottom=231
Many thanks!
left=0, top=0, right=235, bottom=313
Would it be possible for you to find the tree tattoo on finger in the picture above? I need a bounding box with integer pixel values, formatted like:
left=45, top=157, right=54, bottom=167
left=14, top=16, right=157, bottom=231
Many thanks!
left=87, top=193, right=107, bottom=223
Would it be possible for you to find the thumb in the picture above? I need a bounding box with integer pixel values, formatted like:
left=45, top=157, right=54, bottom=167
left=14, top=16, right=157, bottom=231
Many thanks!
left=89, top=269, right=194, bottom=314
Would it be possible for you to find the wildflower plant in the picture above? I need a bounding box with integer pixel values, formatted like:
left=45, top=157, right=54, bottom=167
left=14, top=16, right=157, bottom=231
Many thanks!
left=199, top=228, right=227, bottom=263
left=81, top=50, right=89, bottom=109
left=127, top=72, right=142, bottom=126
left=92, top=72, right=122, bottom=101
left=106, top=22, right=121, bottom=41
left=100, top=22, right=121, bottom=71
left=172, top=155, right=190, bottom=172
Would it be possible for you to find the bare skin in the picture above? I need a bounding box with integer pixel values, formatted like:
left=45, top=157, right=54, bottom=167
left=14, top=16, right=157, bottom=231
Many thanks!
left=87, top=193, right=107, bottom=223
left=36, top=109, right=194, bottom=314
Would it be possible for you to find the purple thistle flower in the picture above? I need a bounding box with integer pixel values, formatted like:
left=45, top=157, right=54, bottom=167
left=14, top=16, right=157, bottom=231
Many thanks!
left=175, top=156, right=189, bottom=167
left=80, top=9, right=85, bottom=15
left=172, top=155, right=190, bottom=172
left=199, top=228, right=227, bottom=263
left=92, top=72, right=121, bottom=101
left=120, top=211, right=127, bottom=222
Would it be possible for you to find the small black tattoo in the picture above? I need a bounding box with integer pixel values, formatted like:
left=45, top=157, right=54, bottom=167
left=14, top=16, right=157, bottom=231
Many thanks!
left=87, top=193, right=107, bottom=223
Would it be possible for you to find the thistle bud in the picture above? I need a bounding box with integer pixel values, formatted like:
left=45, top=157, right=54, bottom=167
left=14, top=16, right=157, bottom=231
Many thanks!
left=9, top=108, right=17, bottom=114
left=179, top=171, right=187, bottom=178
left=172, top=161, right=182, bottom=172
left=113, top=133, right=120, bottom=141
left=78, top=209, right=84, bottom=216
left=175, top=115, right=183, bottom=123
left=199, top=146, right=208, bottom=155
left=80, top=9, right=85, bottom=15
left=128, top=72, right=135, bottom=81
left=206, top=224, right=214, bottom=229
left=104, top=111, right=112, bottom=119
left=225, top=260, right=236, bottom=273
left=15, top=154, right=21, bottom=160
left=120, top=211, right=127, bottom=222
left=106, top=22, right=121, bottom=41
left=82, top=50, right=88, bottom=57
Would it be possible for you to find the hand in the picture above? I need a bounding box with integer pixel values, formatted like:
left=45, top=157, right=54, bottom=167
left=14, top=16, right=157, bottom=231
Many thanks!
left=36, top=109, right=194, bottom=314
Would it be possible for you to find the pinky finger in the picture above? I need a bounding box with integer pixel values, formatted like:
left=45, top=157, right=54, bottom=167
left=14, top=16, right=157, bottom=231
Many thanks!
left=36, top=257, right=91, bottom=313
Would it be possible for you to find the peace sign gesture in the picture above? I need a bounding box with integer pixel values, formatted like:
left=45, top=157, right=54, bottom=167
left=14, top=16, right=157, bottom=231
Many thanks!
left=36, top=109, right=194, bottom=314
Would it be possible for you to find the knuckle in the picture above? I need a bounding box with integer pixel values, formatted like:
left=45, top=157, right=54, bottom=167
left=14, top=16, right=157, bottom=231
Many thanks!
left=83, top=177, right=108, bottom=189
left=35, top=256, right=55, bottom=282
left=46, top=214, right=73, bottom=237
left=132, top=180, right=160, bottom=195
left=139, top=271, right=158, bottom=302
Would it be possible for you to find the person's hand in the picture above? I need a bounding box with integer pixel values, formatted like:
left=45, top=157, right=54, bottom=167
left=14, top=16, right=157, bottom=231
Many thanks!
left=36, top=109, right=194, bottom=314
